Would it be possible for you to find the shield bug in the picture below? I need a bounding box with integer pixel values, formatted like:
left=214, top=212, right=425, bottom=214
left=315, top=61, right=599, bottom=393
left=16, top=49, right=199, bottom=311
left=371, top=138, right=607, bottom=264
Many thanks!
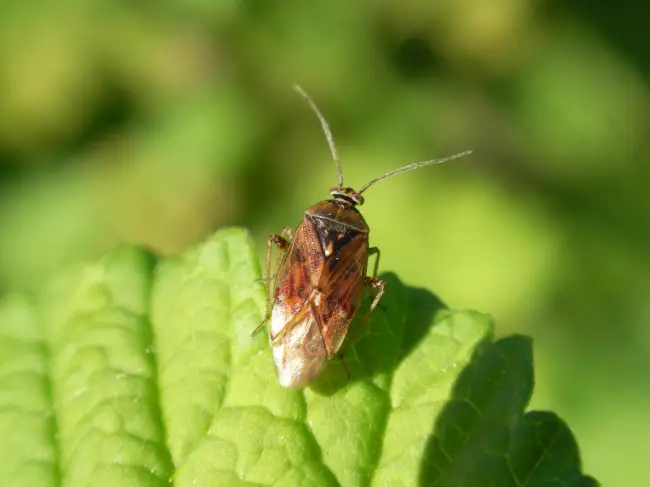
left=258, top=85, right=471, bottom=388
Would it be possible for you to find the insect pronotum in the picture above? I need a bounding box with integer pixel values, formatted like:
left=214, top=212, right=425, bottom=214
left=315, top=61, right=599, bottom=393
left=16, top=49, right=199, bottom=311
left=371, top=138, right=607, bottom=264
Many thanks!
left=258, top=85, right=471, bottom=388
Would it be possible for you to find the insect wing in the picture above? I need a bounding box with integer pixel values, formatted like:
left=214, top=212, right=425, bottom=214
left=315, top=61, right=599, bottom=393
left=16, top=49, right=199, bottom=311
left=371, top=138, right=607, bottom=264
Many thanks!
left=315, top=230, right=368, bottom=357
left=270, top=218, right=330, bottom=387
left=271, top=296, right=329, bottom=388
left=271, top=217, right=323, bottom=334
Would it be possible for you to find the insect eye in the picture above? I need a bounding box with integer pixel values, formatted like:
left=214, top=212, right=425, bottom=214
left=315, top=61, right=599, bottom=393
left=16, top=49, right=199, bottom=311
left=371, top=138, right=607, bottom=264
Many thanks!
left=349, top=192, right=364, bottom=205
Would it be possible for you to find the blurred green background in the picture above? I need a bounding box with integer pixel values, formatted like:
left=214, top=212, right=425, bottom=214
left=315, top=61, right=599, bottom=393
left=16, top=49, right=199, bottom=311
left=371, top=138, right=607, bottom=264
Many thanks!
left=0, top=1, right=647, bottom=484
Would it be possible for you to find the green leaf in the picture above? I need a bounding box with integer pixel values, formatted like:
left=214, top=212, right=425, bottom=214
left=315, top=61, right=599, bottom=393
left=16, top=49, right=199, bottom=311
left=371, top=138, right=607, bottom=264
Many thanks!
left=0, top=228, right=598, bottom=486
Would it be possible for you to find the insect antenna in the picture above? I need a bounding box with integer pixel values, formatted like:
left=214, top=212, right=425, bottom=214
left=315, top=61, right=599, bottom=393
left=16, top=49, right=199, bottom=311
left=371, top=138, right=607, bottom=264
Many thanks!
left=293, top=85, right=344, bottom=188
left=358, top=150, right=472, bottom=194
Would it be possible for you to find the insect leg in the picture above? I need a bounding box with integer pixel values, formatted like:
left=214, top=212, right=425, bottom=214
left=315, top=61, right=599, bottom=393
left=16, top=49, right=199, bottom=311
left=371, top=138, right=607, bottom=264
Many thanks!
left=366, top=247, right=387, bottom=312
left=266, top=227, right=295, bottom=269
left=365, top=277, right=386, bottom=315
left=368, top=246, right=381, bottom=278
left=253, top=227, right=294, bottom=284
left=251, top=233, right=291, bottom=336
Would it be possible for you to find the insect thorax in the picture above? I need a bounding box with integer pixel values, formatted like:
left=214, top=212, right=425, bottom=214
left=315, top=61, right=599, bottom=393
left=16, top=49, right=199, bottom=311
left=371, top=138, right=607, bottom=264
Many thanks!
left=306, top=199, right=369, bottom=258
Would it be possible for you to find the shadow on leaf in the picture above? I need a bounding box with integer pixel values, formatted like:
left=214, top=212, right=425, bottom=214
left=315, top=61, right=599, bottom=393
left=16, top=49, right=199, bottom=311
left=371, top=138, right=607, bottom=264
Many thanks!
left=419, top=335, right=599, bottom=487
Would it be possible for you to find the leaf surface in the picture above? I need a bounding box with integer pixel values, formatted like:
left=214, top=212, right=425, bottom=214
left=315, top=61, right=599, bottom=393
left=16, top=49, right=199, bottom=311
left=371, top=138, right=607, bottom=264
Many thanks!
left=0, top=228, right=598, bottom=487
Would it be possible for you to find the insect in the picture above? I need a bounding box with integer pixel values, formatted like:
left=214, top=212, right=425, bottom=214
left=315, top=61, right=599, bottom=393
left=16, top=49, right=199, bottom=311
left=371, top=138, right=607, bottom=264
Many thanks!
left=258, top=85, right=471, bottom=388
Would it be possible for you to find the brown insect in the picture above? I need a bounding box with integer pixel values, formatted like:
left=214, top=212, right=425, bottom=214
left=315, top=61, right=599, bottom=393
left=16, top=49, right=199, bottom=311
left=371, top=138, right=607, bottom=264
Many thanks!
left=258, top=85, right=471, bottom=388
